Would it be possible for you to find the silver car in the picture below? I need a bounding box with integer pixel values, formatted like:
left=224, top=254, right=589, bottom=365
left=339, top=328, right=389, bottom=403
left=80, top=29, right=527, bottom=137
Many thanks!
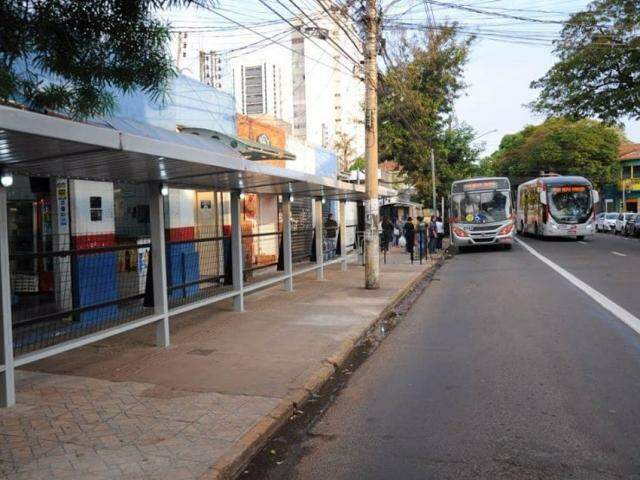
left=614, top=213, right=635, bottom=234
left=596, top=212, right=618, bottom=232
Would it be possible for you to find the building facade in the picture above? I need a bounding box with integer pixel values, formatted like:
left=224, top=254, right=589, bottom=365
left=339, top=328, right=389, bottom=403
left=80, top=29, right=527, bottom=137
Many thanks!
left=171, top=3, right=364, bottom=165
left=603, top=144, right=640, bottom=213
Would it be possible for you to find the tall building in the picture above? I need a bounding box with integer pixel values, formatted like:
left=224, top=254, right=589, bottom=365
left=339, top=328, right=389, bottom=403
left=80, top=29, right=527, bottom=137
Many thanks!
left=172, top=2, right=364, bottom=164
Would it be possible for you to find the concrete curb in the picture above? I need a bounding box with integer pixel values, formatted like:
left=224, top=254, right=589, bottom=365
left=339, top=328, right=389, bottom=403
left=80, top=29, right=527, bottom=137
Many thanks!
left=201, top=256, right=443, bottom=480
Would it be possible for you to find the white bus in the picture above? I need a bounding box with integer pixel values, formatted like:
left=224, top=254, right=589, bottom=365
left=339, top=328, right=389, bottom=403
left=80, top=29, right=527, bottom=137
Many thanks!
left=516, top=175, right=599, bottom=240
left=449, top=177, right=515, bottom=251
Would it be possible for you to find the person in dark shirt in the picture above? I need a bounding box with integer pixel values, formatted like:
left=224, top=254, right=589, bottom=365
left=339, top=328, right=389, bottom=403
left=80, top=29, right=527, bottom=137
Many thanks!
left=381, top=216, right=394, bottom=252
left=325, top=213, right=338, bottom=256
left=403, top=217, right=415, bottom=257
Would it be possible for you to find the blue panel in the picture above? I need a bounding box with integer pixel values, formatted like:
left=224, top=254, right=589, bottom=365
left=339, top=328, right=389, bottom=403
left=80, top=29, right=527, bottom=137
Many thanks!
left=315, top=147, right=338, bottom=178
left=110, top=76, right=237, bottom=136
left=182, top=251, right=200, bottom=297
left=167, top=243, right=200, bottom=299
left=72, top=252, right=118, bottom=326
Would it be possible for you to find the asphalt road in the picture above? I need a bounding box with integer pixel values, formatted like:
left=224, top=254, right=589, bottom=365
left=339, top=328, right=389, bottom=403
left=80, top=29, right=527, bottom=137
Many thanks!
left=268, top=233, right=640, bottom=480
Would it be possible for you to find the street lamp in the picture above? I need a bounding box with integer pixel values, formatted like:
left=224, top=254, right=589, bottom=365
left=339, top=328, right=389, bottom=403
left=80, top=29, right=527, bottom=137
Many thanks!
left=1, top=171, right=14, bottom=188
left=471, top=129, right=498, bottom=142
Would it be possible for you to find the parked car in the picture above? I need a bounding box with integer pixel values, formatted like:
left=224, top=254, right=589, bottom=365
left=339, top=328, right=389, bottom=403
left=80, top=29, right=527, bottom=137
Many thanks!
left=623, top=214, right=638, bottom=236
left=615, top=213, right=636, bottom=234
left=597, top=212, right=619, bottom=232
left=627, top=214, right=640, bottom=237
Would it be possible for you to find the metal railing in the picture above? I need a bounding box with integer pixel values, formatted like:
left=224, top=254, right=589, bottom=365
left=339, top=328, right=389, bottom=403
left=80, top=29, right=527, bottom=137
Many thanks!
left=10, top=238, right=152, bottom=355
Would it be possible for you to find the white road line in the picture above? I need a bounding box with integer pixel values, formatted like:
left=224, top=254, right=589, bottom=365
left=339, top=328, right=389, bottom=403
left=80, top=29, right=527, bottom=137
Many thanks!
left=611, top=251, right=627, bottom=257
left=515, top=238, right=640, bottom=336
left=578, top=241, right=588, bottom=245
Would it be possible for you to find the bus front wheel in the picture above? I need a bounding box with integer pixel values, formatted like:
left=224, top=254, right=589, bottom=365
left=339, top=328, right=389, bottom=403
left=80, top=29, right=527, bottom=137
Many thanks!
left=577, top=235, right=585, bottom=241
left=503, top=244, right=512, bottom=250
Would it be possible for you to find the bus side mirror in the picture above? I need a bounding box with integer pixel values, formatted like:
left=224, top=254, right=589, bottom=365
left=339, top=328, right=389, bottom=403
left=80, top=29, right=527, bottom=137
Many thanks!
left=592, top=190, right=600, bottom=204
left=539, top=191, right=547, bottom=205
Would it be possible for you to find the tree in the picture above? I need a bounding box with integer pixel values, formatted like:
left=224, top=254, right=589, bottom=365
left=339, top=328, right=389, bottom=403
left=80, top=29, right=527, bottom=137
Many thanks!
left=333, top=131, right=357, bottom=172
left=378, top=25, right=475, bottom=203
left=530, top=0, right=640, bottom=122
left=348, top=155, right=366, bottom=172
left=486, top=118, right=622, bottom=189
left=0, top=0, right=214, bottom=118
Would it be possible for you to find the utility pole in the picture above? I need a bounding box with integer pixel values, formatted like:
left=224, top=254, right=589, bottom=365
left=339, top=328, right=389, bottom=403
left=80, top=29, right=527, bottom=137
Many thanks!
left=364, top=0, right=380, bottom=289
left=430, top=148, right=437, bottom=215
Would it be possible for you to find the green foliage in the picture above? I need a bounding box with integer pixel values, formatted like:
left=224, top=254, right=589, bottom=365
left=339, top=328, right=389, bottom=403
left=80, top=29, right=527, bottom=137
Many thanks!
left=0, top=0, right=214, bottom=118
left=348, top=156, right=365, bottom=171
left=530, top=0, right=640, bottom=121
left=486, top=118, right=621, bottom=189
left=378, top=25, right=476, bottom=204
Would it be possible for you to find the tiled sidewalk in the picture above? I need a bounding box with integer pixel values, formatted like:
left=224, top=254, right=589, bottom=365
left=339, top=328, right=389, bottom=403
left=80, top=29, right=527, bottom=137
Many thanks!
left=2, top=371, right=279, bottom=480
left=1, top=249, right=439, bottom=479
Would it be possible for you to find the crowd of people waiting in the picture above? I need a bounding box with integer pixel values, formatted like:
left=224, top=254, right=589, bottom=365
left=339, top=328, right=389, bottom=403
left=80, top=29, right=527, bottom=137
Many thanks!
left=380, top=214, right=445, bottom=260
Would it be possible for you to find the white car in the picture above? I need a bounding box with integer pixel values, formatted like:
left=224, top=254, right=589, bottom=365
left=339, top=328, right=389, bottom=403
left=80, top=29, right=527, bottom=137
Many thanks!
left=615, top=213, right=635, bottom=234
left=596, top=212, right=618, bottom=232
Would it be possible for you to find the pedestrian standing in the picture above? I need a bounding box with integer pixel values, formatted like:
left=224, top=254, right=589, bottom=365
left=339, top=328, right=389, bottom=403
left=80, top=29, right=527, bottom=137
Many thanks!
left=436, top=215, right=445, bottom=250
left=428, top=215, right=438, bottom=257
left=381, top=216, right=394, bottom=251
left=403, top=217, right=415, bottom=257
left=325, top=213, right=338, bottom=258
left=416, top=216, right=427, bottom=260
left=394, top=217, right=404, bottom=246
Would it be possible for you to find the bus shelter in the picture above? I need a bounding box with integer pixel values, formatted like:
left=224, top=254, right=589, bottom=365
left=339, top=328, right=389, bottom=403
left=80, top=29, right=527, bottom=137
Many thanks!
left=0, top=106, right=367, bottom=407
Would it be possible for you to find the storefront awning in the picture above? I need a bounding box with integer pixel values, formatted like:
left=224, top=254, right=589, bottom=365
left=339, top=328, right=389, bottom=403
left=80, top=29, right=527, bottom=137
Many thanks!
left=177, top=126, right=296, bottom=162
left=0, top=106, right=365, bottom=201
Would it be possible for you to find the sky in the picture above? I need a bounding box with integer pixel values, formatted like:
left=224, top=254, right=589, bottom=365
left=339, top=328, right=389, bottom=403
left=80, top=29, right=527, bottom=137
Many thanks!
left=165, top=0, right=640, bottom=155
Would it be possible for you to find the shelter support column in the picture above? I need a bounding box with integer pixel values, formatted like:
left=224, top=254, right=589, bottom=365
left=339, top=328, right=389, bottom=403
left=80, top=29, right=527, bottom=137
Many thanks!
left=315, top=198, right=324, bottom=281
left=282, top=196, right=293, bottom=292
left=231, top=191, right=244, bottom=311
left=340, top=200, right=347, bottom=272
left=0, top=187, right=15, bottom=407
left=150, top=183, right=170, bottom=347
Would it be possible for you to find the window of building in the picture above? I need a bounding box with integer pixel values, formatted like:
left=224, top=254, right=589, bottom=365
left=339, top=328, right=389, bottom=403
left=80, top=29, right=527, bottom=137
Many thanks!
left=244, top=65, right=264, bottom=115
left=623, top=165, right=633, bottom=179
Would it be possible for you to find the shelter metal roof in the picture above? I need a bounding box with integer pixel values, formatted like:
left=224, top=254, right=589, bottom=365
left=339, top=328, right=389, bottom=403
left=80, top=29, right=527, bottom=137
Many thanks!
left=177, top=126, right=296, bottom=162
left=0, top=106, right=371, bottom=201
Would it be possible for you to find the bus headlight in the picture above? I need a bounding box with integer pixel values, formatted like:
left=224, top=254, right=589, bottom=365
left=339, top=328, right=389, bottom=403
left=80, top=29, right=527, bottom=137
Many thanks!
left=452, top=226, right=468, bottom=238
left=498, top=223, right=514, bottom=236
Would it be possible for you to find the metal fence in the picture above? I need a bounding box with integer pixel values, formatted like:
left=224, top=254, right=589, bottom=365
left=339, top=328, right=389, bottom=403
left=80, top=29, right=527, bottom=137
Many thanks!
left=165, top=234, right=231, bottom=310
left=10, top=235, right=153, bottom=355
left=6, top=187, right=357, bottom=360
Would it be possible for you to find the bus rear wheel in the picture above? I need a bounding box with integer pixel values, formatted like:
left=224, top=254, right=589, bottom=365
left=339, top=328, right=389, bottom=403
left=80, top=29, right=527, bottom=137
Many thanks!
left=577, top=235, right=585, bottom=241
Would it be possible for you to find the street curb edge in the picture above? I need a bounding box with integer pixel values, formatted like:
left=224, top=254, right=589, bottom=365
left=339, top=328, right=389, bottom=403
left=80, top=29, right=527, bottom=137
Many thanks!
left=201, top=256, right=444, bottom=480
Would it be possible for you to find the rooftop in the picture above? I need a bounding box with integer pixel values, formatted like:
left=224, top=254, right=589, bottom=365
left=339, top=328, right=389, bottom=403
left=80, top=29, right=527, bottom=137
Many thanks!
left=620, top=143, right=640, bottom=161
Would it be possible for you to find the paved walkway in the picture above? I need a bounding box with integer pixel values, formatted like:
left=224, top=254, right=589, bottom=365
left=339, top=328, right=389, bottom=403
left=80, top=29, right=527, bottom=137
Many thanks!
left=1, top=248, right=440, bottom=480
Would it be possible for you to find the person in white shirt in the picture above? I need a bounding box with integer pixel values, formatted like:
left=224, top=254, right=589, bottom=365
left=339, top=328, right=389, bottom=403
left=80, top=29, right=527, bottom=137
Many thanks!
left=436, top=216, right=445, bottom=250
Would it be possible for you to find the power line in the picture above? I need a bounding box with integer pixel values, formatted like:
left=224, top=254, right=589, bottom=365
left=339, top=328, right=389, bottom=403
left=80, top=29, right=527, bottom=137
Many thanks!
left=256, top=0, right=362, bottom=73
left=188, top=0, right=358, bottom=74
left=310, top=0, right=364, bottom=53
left=285, top=0, right=363, bottom=69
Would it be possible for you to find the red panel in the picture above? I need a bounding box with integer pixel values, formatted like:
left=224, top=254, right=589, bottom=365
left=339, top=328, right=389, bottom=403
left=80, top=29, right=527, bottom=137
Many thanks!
left=73, top=233, right=116, bottom=249
left=167, top=226, right=196, bottom=242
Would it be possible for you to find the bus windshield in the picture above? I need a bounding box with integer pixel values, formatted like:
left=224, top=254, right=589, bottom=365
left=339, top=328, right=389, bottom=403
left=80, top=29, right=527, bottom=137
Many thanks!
left=547, top=186, right=592, bottom=224
left=452, top=190, right=511, bottom=224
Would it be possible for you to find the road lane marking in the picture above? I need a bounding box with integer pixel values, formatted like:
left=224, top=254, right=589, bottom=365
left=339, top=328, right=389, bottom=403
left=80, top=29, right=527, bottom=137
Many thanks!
left=515, top=238, right=640, bottom=336
left=578, top=241, right=588, bottom=245
left=611, top=251, right=627, bottom=257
